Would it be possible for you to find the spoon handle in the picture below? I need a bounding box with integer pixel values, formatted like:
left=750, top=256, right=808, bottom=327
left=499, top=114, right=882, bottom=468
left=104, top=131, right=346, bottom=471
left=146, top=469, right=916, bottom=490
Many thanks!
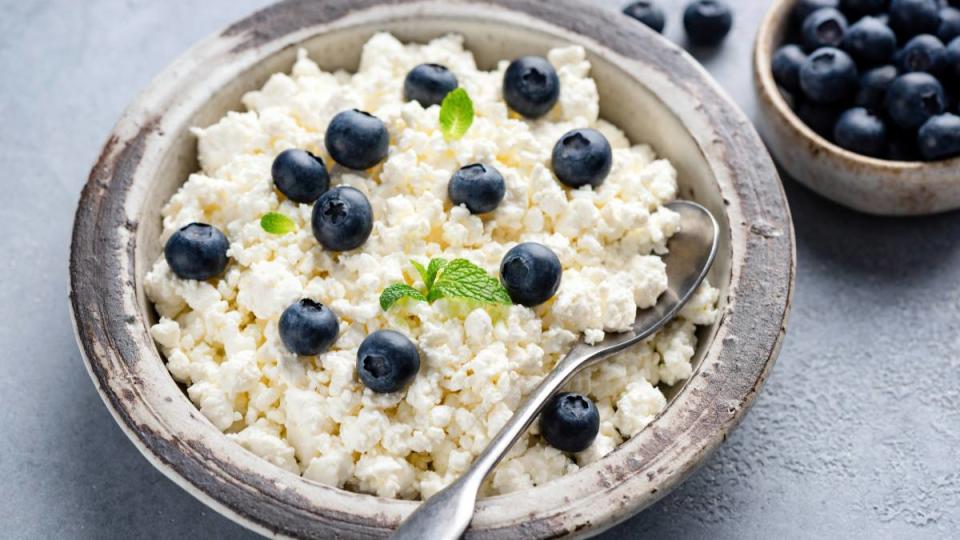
left=391, top=349, right=593, bottom=540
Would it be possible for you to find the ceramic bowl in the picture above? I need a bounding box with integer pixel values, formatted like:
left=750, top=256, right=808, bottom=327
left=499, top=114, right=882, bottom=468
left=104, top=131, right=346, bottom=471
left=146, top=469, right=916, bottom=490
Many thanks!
left=754, top=0, right=960, bottom=216
left=69, top=0, right=794, bottom=537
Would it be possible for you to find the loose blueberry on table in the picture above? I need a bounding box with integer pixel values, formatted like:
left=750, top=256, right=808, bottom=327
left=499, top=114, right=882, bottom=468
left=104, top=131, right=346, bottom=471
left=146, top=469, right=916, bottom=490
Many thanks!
left=539, top=392, right=600, bottom=453
left=448, top=163, right=506, bottom=214
left=502, top=56, right=560, bottom=119
left=683, top=0, right=734, bottom=46
left=164, top=222, right=229, bottom=280
left=311, top=185, right=374, bottom=251
left=324, top=109, right=390, bottom=170
left=271, top=148, right=330, bottom=204
left=499, top=242, right=562, bottom=307
left=622, top=0, right=666, bottom=33
left=279, top=299, right=340, bottom=356
left=356, top=330, right=421, bottom=393
left=551, top=128, right=613, bottom=189
left=403, top=63, right=459, bottom=108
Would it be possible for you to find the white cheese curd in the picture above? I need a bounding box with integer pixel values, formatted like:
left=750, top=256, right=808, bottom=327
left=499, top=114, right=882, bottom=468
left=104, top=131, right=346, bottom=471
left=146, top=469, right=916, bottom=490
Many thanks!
left=144, top=33, right=720, bottom=499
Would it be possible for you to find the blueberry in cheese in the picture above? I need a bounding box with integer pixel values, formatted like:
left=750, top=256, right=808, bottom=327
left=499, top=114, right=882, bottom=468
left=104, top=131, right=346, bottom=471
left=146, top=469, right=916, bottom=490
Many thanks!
left=447, top=163, right=506, bottom=214
left=539, top=393, right=600, bottom=453
left=325, top=109, right=389, bottom=170
left=312, top=186, right=374, bottom=252
left=502, top=56, right=560, bottom=119
left=279, top=299, right=339, bottom=356
left=551, top=128, right=613, bottom=189
left=272, top=149, right=330, bottom=204
left=357, top=330, right=420, bottom=393
left=500, top=242, right=562, bottom=307
left=164, top=223, right=229, bottom=280
left=404, top=63, right=459, bottom=108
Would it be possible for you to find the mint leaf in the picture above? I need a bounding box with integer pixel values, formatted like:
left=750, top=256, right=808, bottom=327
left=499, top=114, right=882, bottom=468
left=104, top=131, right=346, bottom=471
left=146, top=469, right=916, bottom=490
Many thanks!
left=439, top=88, right=474, bottom=141
left=410, top=258, right=448, bottom=290
left=428, top=258, right=512, bottom=305
left=380, top=283, right=426, bottom=311
left=411, top=260, right=429, bottom=285
left=260, top=212, right=296, bottom=235
left=425, top=258, right=448, bottom=290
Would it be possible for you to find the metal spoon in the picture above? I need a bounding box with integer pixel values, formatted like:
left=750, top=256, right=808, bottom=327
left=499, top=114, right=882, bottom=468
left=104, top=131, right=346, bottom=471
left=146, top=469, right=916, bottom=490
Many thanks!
left=391, top=200, right=719, bottom=540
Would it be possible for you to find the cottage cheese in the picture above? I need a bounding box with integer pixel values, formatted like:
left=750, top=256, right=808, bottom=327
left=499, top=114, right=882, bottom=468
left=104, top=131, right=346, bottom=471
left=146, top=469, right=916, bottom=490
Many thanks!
left=144, top=33, right=720, bottom=500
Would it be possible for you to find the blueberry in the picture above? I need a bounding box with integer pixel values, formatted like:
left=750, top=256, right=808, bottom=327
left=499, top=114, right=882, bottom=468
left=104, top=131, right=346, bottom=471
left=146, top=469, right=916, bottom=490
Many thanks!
left=271, top=149, right=330, bottom=204
left=794, top=0, right=840, bottom=24
left=797, top=101, right=845, bottom=138
left=802, top=8, right=849, bottom=50
left=279, top=299, right=339, bottom=356
left=889, top=0, right=941, bottom=38
left=897, top=34, right=947, bottom=72
left=946, top=37, right=960, bottom=83
left=918, top=112, right=960, bottom=158
left=403, top=63, right=458, bottom=108
left=499, top=242, right=562, bottom=307
left=939, top=7, right=960, bottom=42
left=448, top=163, right=506, bottom=214
left=324, top=110, right=389, bottom=170
left=833, top=107, right=889, bottom=156
left=538, top=393, right=600, bottom=453
left=623, top=1, right=666, bottom=33
left=885, top=72, right=947, bottom=128
left=842, top=16, right=897, bottom=65
left=683, top=0, right=734, bottom=46
left=839, top=0, right=889, bottom=16
left=164, top=223, right=229, bottom=280
left=502, top=56, right=560, bottom=119
left=356, top=330, right=420, bottom=393
left=799, top=47, right=860, bottom=104
left=311, top=186, right=373, bottom=251
left=773, top=45, right=808, bottom=94
left=551, top=128, right=613, bottom=189
left=855, top=65, right=900, bottom=109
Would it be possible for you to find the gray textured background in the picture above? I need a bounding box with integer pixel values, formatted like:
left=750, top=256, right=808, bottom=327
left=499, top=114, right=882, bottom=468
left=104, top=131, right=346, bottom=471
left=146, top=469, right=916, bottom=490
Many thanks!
left=2, top=0, right=958, bottom=538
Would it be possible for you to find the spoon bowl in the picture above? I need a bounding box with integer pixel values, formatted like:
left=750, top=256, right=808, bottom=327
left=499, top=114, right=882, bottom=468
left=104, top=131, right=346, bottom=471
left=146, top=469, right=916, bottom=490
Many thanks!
left=392, top=200, right=720, bottom=540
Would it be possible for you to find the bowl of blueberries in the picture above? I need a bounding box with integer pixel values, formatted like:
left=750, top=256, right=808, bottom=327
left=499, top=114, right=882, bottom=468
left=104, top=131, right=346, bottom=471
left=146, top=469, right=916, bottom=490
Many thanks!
left=754, top=0, right=960, bottom=215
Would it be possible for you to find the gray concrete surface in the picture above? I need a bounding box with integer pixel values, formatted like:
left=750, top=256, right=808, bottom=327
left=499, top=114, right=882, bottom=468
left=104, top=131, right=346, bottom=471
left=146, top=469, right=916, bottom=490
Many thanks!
left=1, top=0, right=958, bottom=538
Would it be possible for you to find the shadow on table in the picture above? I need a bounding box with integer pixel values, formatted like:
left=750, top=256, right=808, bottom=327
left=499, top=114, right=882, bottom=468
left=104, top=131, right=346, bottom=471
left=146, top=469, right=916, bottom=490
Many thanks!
left=780, top=172, right=960, bottom=283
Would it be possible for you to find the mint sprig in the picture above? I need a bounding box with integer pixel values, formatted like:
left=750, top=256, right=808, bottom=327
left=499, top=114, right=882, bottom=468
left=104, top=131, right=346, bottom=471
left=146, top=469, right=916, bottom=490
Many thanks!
left=379, top=257, right=511, bottom=311
left=439, top=88, right=474, bottom=141
left=260, top=212, right=296, bottom=235
left=379, top=283, right=426, bottom=310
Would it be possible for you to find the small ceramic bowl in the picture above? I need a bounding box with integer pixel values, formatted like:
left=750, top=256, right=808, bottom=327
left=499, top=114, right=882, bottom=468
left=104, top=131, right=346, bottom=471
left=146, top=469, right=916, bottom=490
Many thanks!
left=754, top=0, right=960, bottom=216
left=69, top=0, right=794, bottom=538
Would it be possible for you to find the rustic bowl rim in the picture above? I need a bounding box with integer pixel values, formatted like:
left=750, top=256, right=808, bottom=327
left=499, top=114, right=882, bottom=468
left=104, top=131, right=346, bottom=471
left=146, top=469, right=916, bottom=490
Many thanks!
left=69, top=0, right=795, bottom=538
left=754, top=0, right=960, bottom=172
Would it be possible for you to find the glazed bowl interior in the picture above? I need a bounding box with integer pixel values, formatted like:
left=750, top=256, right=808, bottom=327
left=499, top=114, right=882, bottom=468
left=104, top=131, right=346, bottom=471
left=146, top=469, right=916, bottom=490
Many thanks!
left=136, top=19, right=732, bottom=397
